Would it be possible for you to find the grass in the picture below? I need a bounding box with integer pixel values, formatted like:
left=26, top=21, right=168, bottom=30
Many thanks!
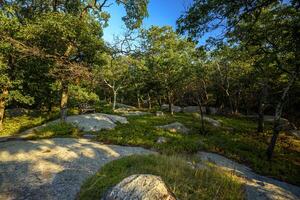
left=77, top=154, right=244, bottom=200
left=25, top=122, right=81, bottom=139
left=0, top=110, right=59, bottom=137
left=2, top=108, right=299, bottom=186
left=96, top=114, right=203, bottom=154
left=0, top=108, right=79, bottom=137
left=94, top=113, right=300, bottom=186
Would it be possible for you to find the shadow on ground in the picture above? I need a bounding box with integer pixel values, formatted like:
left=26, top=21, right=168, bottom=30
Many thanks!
left=0, top=138, right=153, bottom=200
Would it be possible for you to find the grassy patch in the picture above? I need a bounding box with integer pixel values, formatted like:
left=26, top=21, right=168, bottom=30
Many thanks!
left=2, top=109, right=299, bottom=186
left=78, top=154, right=244, bottom=200
left=25, top=122, right=81, bottom=139
left=0, top=111, right=59, bottom=137
left=0, top=108, right=80, bottom=137
left=95, top=113, right=300, bottom=186
left=97, top=114, right=203, bottom=154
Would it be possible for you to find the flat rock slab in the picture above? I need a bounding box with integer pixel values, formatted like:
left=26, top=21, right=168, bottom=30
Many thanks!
left=198, top=152, right=300, bottom=200
left=0, top=138, right=153, bottom=200
left=156, top=122, right=190, bottom=134
left=23, top=113, right=128, bottom=133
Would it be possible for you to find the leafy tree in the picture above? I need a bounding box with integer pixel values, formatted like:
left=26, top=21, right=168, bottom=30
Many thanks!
left=177, top=0, right=300, bottom=159
left=0, top=6, right=34, bottom=130
left=95, top=53, right=133, bottom=110
left=141, top=26, right=196, bottom=114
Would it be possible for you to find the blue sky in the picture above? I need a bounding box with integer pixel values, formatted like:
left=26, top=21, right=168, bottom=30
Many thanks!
left=103, top=0, right=211, bottom=44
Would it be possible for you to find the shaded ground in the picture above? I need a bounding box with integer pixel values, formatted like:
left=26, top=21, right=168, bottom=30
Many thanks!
left=0, top=138, right=153, bottom=200
left=198, top=152, right=300, bottom=200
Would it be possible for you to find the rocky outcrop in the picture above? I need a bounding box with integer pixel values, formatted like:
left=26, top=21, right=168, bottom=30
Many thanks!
left=161, top=104, right=182, bottom=113
left=156, top=122, right=190, bottom=134
left=102, top=174, right=177, bottom=200
left=202, top=116, right=221, bottom=127
left=156, top=137, right=168, bottom=144
left=156, top=111, right=164, bottom=116
left=22, top=113, right=128, bottom=133
left=182, top=106, right=206, bottom=113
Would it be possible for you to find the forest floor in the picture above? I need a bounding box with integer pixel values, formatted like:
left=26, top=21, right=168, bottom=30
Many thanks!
left=0, top=108, right=300, bottom=199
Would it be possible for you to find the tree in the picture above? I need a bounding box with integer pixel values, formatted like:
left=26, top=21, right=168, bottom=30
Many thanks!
left=141, top=26, right=196, bottom=114
left=1, top=0, right=150, bottom=122
left=0, top=5, right=35, bottom=130
left=177, top=0, right=300, bottom=159
left=95, top=53, right=132, bottom=111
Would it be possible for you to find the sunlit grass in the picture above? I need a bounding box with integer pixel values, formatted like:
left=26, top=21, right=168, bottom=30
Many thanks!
left=78, top=154, right=244, bottom=200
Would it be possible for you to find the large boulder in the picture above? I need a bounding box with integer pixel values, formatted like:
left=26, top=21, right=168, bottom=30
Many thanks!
left=22, top=113, right=128, bottom=133
left=102, top=174, right=176, bottom=200
left=206, top=107, right=218, bottom=114
left=182, top=106, right=206, bottom=113
left=115, top=103, right=136, bottom=109
left=203, top=116, right=221, bottom=127
left=156, top=111, right=164, bottom=116
left=161, top=104, right=182, bottom=113
left=156, top=122, right=190, bottom=134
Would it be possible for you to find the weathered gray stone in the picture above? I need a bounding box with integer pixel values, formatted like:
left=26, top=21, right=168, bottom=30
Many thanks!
left=0, top=138, right=154, bottom=200
left=198, top=152, right=300, bottom=200
left=161, top=104, right=182, bottom=113
left=203, top=116, right=221, bottom=127
left=22, top=113, right=128, bottom=133
left=156, top=122, right=190, bottom=134
left=156, top=111, right=164, bottom=116
left=102, top=174, right=176, bottom=200
left=156, top=137, right=167, bottom=144
left=82, top=134, right=97, bottom=139
left=118, top=111, right=150, bottom=116
left=182, top=106, right=206, bottom=113
left=207, top=107, right=218, bottom=114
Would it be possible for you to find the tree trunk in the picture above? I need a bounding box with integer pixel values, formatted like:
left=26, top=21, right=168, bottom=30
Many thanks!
left=197, top=98, right=205, bottom=134
left=113, top=90, right=117, bottom=111
left=257, top=84, right=267, bottom=133
left=157, top=96, right=162, bottom=107
left=147, top=93, right=151, bottom=110
left=0, top=88, right=8, bottom=131
left=266, top=74, right=296, bottom=160
left=137, top=93, right=141, bottom=108
left=60, top=84, right=69, bottom=122
left=167, top=92, right=173, bottom=115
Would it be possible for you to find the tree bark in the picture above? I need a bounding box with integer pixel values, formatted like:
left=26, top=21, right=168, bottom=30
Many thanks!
left=60, top=83, right=69, bottom=122
left=197, top=98, right=205, bottom=134
left=137, top=93, right=141, bottom=108
left=266, top=74, right=296, bottom=160
left=167, top=92, right=173, bottom=115
left=0, top=88, right=8, bottom=131
left=113, top=90, right=117, bottom=111
left=147, top=93, right=151, bottom=110
left=257, top=84, right=267, bottom=132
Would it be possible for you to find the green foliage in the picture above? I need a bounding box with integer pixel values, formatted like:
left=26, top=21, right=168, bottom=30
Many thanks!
left=0, top=110, right=59, bottom=137
left=68, top=85, right=100, bottom=107
left=78, top=154, right=244, bottom=200
left=26, top=122, right=81, bottom=139
left=97, top=114, right=203, bottom=154
left=94, top=113, right=300, bottom=185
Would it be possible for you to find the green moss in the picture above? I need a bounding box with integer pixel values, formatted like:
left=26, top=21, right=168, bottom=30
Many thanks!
left=78, top=154, right=244, bottom=200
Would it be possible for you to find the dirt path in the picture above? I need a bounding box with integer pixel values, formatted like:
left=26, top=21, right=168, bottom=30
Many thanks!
left=198, top=152, right=300, bottom=200
left=0, top=138, right=153, bottom=200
